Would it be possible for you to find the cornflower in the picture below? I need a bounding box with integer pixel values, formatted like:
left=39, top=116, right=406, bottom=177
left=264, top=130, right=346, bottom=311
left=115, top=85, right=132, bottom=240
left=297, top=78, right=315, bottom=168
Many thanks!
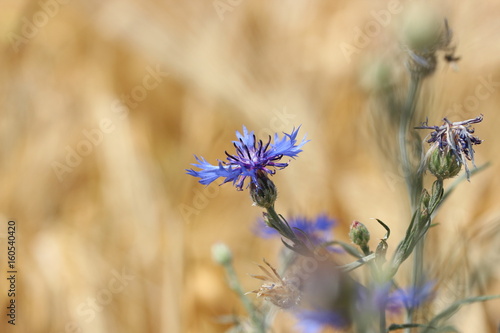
left=389, top=281, right=435, bottom=311
left=416, top=115, right=483, bottom=180
left=294, top=282, right=434, bottom=332
left=254, top=214, right=336, bottom=244
left=187, top=126, right=308, bottom=190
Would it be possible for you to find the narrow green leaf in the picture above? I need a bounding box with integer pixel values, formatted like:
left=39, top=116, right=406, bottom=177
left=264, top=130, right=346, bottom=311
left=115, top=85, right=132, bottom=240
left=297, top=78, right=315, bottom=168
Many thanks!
left=423, top=294, right=500, bottom=333
left=374, top=218, right=391, bottom=240
left=322, top=240, right=363, bottom=258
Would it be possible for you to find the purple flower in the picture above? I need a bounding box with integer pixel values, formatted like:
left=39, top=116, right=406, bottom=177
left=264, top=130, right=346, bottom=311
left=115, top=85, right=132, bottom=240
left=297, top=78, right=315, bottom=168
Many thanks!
left=416, top=115, right=483, bottom=179
left=294, top=282, right=434, bottom=333
left=255, top=214, right=336, bottom=244
left=389, top=282, right=435, bottom=311
left=356, top=281, right=434, bottom=314
left=187, top=126, right=308, bottom=190
left=295, top=310, right=349, bottom=333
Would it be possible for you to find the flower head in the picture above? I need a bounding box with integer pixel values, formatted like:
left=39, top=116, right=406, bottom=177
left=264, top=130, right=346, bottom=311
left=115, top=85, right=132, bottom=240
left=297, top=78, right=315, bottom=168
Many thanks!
left=404, top=15, right=456, bottom=78
left=246, top=259, right=301, bottom=309
left=187, top=126, right=308, bottom=190
left=416, top=115, right=483, bottom=180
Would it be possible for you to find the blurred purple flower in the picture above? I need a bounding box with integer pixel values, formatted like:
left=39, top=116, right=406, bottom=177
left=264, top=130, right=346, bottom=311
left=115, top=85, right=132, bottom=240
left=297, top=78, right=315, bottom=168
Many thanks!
left=295, top=309, right=349, bottom=333
left=187, top=126, right=308, bottom=190
left=359, top=281, right=435, bottom=314
left=255, top=214, right=336, bottom=244
left=297, top=282, right=434, bottom=332
left=389, top=281, right=435, bottom=311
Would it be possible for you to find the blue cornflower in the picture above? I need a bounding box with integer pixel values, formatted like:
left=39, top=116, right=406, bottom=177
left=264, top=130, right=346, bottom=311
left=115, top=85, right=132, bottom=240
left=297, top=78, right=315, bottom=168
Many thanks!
left=187, top=126, right=308, bottom=190
left=389, top=281, right=435, bottom=311
left=255, top=214, right=336, bottom=244
left=357, top=282, right=435, bottom=314
left=295, top=309, right=349, bottom=333
left=295, top=282, right=434, bottom=333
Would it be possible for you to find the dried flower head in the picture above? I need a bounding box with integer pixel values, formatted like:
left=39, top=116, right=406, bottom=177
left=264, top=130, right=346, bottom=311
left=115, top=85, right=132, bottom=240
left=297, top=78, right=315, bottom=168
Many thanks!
left=187, top=126, right=308, bottom=190
left=246, top=259, right=301, bottom=309
left=416, top=115, right=483, bottom=180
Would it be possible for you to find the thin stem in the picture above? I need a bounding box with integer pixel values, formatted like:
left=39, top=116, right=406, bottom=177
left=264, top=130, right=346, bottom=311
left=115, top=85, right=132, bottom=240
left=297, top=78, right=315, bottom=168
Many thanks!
left=266, top=206, right=295, bottom=241
left=380, top=305, right=387, bottom=333
left=398, top=75, right=423, bottom=209
left=223, top=261, right=266, bottom=332
left=339, top=253, right=376, bottom=272
left=398, top=74, right=424, bottom=333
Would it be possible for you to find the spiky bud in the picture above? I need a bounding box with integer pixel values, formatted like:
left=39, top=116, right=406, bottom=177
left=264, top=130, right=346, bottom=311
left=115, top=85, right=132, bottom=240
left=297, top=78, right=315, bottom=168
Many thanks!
left=349, top=221, right=370, bottom=255
left=428, top=147, right=462, bottom=180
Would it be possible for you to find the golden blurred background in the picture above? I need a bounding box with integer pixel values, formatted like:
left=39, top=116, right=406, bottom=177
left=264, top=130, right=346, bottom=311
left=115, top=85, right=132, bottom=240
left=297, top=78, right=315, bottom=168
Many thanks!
left=1, top=0, right=500, bottom=332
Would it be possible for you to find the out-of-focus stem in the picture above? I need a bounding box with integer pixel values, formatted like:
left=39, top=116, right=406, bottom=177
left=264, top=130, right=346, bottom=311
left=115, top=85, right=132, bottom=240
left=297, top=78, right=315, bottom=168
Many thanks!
left=399, top=75, right=422, bottom=209
left=223, top=261, right=266, bottom=332
left=398, top=74, right=424, bottom=332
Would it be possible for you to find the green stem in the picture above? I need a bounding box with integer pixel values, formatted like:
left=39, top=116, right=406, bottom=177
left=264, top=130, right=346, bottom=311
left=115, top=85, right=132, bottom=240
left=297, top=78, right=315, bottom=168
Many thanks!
left=266, top=206, right=295, bottom=241
left=398, top=75, right=424, bottom=333
left=380, top=305, right=387, bottom=333
left=399, top=75, right=423, bottom=209
left=407, top=237, right=425, bottom=329
left=223, top=262, right=265, bottom=332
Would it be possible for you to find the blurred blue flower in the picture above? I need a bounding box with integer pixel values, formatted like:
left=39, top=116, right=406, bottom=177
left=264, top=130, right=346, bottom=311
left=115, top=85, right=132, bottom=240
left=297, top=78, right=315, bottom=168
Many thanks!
left=297, top=282, right=435, bottom=333
left=389, top=281, right=435, bottom=311
left=187, top=126, right=308, bottom=190
left=358, top=281, right=435, bottom=314
left=295, top=309, right=349, bottom=333
left=255, top=214, right=336, bottom=244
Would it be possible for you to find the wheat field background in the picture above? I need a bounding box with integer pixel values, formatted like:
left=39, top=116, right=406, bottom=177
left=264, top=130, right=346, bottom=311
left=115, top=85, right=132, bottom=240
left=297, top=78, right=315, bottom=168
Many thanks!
left=1, top=0, right=500, bottom=332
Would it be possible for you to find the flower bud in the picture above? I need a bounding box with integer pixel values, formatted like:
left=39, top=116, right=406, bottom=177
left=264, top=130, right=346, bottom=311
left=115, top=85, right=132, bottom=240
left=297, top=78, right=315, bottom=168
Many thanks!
left=349, top=221, right=370, bottom=254
left=211, top=242, right=233, bottom=265
left=421, top=189, right=431, bottom=208
left=401, top=4, right=441, bottom=52
left=428, top=147, right=462, bottom=180
left=250, top=171, right=278, bottom=208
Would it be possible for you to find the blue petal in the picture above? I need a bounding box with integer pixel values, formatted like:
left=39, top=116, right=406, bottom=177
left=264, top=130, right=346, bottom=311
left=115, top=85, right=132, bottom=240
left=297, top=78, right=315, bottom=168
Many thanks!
left=269, top=126, right=309, bottom=159
left=233, top=126, right=255, bottom=150
left=186, top=156, right=241, bottom=185
left=253, top=221, right=280, bottom=238
left=390, top=281, right=435, bottom=310
left=313, top=214, right=336, bottom=231
left=253, top=214, right=336, bottom=244
left=295, top=310, right=349, bottom=332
